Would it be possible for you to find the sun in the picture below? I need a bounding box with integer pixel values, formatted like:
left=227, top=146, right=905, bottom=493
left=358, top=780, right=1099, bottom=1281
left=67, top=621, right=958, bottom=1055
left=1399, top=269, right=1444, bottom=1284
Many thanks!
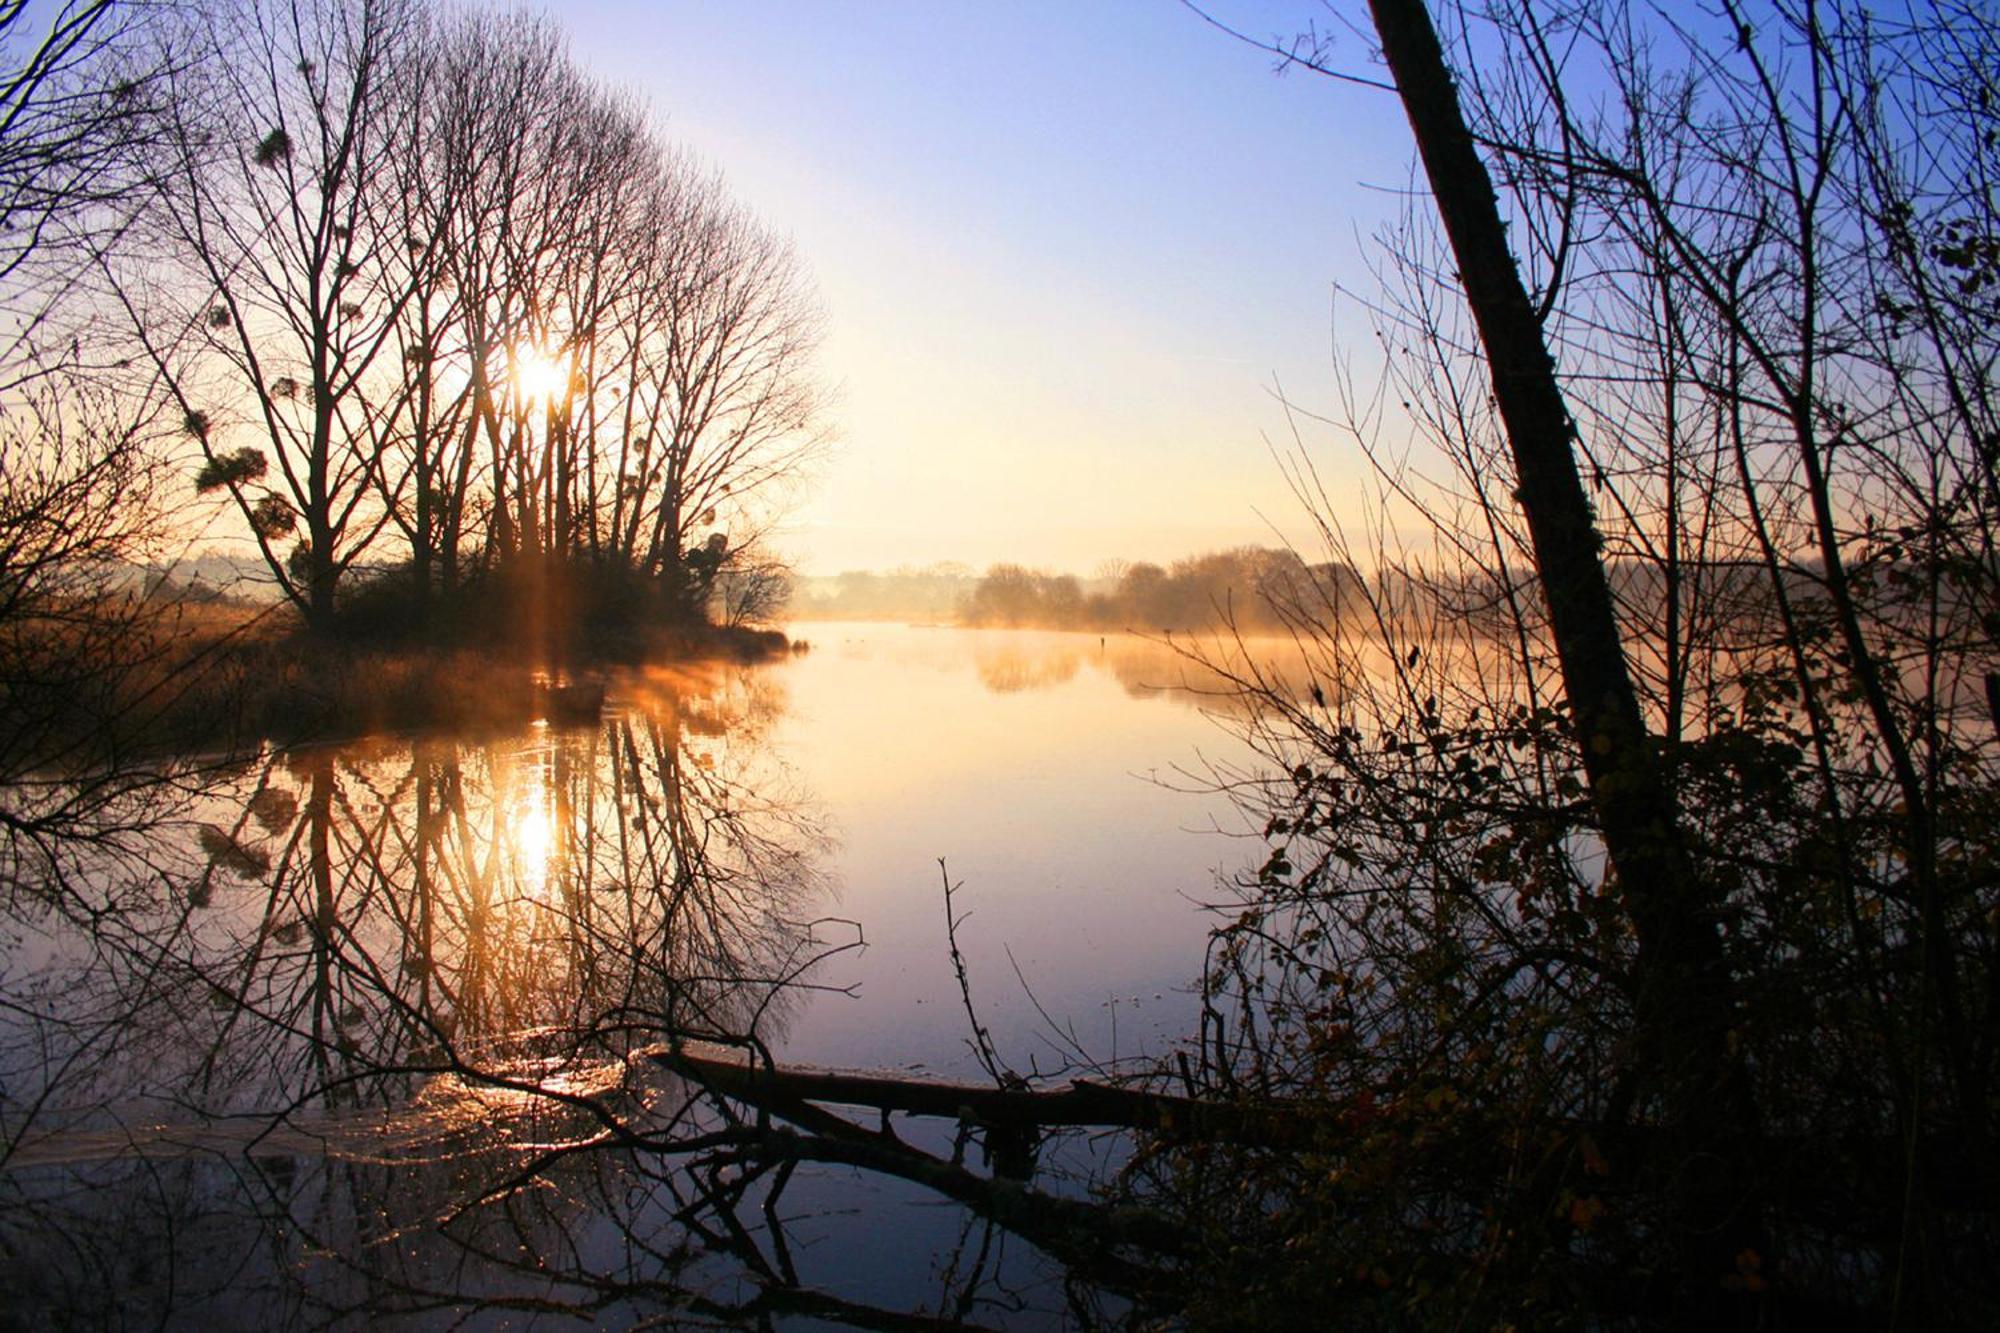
left=511, top=344, right=569, bottom=402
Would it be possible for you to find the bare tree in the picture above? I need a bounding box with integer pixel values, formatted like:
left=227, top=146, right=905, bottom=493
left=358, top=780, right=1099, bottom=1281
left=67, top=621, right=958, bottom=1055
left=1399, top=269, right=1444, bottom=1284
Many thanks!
left=121, top=0, right=429, bottom=630
left=1364, top=0, right=1764, bottom=1313
left=1183, top=0, right=2000, bottom=1323
left=382, top=10, right=825, bottom=634
left=0, top=0, right=192, bottom=811
left=0, top=2, right=175, bottom=378
left=0, top=0, right=179, bottom=673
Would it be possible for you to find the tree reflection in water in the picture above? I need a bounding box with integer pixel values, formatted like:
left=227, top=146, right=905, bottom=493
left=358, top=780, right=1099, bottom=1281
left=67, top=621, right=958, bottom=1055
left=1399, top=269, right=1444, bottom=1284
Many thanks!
left=0, top=663, right=1184, bottom=1327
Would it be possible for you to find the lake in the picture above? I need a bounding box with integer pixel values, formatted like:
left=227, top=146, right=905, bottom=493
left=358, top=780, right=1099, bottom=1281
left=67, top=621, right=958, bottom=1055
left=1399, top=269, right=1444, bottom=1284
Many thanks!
left=772, top=622, right=1261, bottom=1078
left=0, top=621, right=1282, bottom=1328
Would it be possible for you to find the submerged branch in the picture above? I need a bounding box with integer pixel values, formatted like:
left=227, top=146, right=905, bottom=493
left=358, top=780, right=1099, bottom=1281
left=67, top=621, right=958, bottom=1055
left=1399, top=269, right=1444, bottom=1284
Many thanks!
left=659, top=1044, right=1324, bottom=1149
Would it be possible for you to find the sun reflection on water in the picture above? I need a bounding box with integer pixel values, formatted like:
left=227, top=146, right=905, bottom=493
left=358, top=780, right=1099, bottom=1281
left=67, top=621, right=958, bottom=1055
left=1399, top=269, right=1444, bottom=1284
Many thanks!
left=507, top=738, right=557, bottom=900
left=514, top=793, right=552, bottom=897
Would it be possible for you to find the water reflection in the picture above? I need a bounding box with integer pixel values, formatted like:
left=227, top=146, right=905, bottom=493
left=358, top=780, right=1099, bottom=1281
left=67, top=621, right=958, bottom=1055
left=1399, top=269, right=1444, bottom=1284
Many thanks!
left=974, top=639, right=1084, bottom=693
left=2, top=657, right=839, bottom=1139
left=1, top=640, right=1224, bottom=1327
left=957, top=625, right=1342, bottom=715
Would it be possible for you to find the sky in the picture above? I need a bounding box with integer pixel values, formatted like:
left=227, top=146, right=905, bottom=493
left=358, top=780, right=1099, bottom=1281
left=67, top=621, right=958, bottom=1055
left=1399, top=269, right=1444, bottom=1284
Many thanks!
left=549, top=2, right=1418, bottom=576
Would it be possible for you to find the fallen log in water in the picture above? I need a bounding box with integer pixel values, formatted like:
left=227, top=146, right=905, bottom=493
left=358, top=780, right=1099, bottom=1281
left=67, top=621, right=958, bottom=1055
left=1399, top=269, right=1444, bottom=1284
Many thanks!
left=657, top=1043, right=1195, bottom=1294
left=656, top=1045, right=1316, bottom=1148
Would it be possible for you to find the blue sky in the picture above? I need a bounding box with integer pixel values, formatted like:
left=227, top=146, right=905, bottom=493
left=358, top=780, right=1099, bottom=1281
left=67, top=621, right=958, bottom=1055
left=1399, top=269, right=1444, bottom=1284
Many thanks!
left=554, top=2, right=1416, bottom=574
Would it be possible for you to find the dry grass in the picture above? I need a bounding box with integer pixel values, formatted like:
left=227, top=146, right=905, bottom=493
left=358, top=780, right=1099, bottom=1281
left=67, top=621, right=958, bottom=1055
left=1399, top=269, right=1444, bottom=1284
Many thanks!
left=176, top=637, right=542, bottom=750
left=7, top=594, right=794, bottom=764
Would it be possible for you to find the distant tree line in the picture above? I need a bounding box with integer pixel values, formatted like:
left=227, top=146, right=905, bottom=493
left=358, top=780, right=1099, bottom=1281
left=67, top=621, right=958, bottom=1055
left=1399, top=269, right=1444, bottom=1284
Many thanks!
left=960, top=548, right=1363, bottom=633
left=798, top=547, right=1853, bottom=641
left=787, top=563, right=978, bottom=622
left=782, top=549, right=1365, bottom=634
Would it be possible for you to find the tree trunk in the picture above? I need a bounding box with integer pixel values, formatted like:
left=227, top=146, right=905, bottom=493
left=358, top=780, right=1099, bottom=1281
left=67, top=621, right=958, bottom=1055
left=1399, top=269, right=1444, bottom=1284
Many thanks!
left=1365, top=0, right=1766, bottom=1314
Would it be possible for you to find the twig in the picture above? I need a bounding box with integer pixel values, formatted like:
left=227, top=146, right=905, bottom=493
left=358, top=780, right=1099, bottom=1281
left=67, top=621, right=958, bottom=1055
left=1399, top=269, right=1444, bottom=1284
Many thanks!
left=939, top=858, right=1012, bottom=1088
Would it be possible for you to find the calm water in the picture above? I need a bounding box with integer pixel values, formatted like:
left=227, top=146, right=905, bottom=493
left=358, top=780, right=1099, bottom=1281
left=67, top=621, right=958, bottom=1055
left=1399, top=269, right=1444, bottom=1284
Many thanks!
left=771, top=622, right=1259, bottom=1078
left=0, top=622, right=1278, bottom=1327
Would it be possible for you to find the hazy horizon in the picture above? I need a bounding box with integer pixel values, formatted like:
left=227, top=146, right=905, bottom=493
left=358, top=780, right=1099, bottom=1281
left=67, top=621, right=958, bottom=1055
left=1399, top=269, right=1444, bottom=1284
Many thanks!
left=541, top=1, right=1418, bottom=573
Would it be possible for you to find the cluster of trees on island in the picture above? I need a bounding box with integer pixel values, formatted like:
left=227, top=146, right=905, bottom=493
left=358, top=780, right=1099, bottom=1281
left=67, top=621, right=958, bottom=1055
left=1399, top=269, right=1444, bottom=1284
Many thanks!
left=10, top=0, right=824, bottom=658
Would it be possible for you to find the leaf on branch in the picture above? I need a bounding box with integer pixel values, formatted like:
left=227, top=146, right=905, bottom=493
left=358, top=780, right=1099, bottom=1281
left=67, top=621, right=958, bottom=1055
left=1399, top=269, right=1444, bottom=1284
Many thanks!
left=182, top=409, right=210, bottom=440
